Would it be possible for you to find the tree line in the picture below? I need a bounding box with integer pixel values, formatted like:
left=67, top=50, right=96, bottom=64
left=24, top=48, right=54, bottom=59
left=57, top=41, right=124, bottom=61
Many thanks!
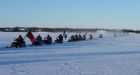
left=0, top=27, right=140, bottom=33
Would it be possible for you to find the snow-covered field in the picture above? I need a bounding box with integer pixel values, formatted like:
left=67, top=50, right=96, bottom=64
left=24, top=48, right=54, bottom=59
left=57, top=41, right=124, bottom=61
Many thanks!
left=0, top=32, right=140, bottom=75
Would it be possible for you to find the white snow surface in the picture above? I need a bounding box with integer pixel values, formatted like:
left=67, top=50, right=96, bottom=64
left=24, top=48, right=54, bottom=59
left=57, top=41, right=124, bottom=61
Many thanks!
left=0, top=32, right=140, bottom=75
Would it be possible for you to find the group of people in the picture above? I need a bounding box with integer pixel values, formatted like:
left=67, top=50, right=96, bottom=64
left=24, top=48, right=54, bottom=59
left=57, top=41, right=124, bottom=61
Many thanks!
left=32, top=34, right=53, bottom=46
left=10, top=34, right=64, bottom=48
left=8, top=31, right=130, bottom=49
left=68, top=34, right=89, bottom=42
left=114, top=33, right=129, bottom=37
left=9, top=31, right=103, bottom=48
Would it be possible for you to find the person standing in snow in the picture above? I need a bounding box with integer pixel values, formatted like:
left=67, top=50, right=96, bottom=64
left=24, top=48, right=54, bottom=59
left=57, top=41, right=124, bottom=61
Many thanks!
left=114, top=33, right=117, bottom=37
left=63, top=30, right=67, bottom=40
left=26, top=30, right=35, bottom=44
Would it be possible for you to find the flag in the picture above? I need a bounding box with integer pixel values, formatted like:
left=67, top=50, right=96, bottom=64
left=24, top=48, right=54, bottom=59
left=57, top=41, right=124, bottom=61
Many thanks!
left=26, top=30, right=35, bottom=43
left=63, top=30, right=67, bottom=39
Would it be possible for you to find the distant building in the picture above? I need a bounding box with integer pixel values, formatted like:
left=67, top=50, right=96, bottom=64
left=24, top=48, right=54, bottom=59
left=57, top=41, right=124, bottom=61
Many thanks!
left=5, top=28, right=13, bottom=32
left=18, top=28, right=26, bottom=32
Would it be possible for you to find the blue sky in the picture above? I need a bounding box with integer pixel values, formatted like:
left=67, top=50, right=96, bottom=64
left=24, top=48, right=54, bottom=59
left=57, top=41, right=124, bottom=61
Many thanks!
left=0, top=0, right=140, bottom=29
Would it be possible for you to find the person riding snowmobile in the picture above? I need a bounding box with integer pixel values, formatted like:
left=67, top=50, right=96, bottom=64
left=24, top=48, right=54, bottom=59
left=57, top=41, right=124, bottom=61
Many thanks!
left=10, top=35, right=26, bottom=48
left=43, top=34, right=52, bottom=45
left=68, top=35, right=75, bottom=42
left=89, top=34, right=93, bottom=39
left=98, top=34, right=103, bottom=38
left=55, top=34, right=63, bottom=43
left=82, top=34, right=86, bottom=40
left=33, top=34, right=43, bottom=45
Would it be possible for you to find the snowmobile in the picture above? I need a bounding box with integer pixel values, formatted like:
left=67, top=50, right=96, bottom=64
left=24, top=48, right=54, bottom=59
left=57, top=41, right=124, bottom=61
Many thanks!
left=89, top=34, right=93, bottom=40
left=10, top=39, right=26, bottom=48
left=32, top=35, right=43, bottom=46
left=68, top=38, right=75, bottom=42
left=55, top=38, right=63, bottom=43
left=55, top=34, right=63, bottom=43
left=68, top=35, right=78, bottom=42
left=82, top=35, right=86, bottom=40
left=43, top=39, right=52, bottom=45
left=32, top=40, right=43, bottom=46
left=43, top=35, right=52, bottom=45
left=98, top=34, right=103, bottom=38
